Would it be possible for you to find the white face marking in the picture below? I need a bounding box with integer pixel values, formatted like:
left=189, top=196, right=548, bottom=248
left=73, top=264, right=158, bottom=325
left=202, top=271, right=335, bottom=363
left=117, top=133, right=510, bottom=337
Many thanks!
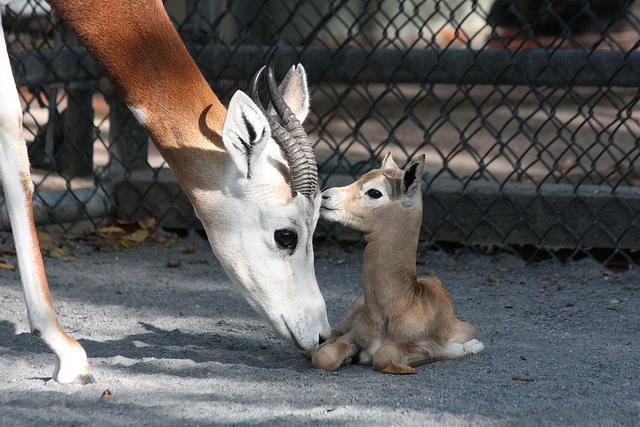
left=204, top=176, right=328, bottom=351
left=359, top=178, right=392, bottom=208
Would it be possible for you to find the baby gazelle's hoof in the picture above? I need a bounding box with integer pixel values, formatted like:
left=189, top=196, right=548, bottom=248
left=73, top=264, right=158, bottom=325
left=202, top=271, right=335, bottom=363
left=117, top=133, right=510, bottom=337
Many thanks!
left=372, top=342, right=420, bottom=374
left=312, top=342, right=351, bottom=372
left=463, top=339, right=484, bottom=355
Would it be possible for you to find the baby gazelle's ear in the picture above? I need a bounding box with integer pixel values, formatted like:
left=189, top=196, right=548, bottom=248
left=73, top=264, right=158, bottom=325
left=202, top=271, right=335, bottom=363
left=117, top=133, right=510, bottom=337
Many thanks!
left=400, top=154, right=425, bottom=207
left=381, top=152, right=400, bottom=170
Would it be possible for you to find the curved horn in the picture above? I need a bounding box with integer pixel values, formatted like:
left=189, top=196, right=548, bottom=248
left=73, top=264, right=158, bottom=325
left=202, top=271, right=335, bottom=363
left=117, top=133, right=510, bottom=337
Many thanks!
left=249, top=65, right=267, bottom=114
left=264, top=49, right=318, bottom=198
left=250, top=64, right=309, bottom=197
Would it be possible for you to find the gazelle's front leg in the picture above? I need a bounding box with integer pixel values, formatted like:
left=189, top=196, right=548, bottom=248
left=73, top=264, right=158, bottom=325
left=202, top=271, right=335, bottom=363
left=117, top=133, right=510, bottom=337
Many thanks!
left=310, top=295, right=366, bottom=371
left=0, top=19, right=93, bottom=384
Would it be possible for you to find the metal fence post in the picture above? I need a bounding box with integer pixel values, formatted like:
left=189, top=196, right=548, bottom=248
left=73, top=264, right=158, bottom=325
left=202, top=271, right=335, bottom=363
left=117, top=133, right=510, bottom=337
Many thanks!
left=98, top=83, right=149, bottom=181
left=58, top=82, right=94, bottom=177
left=51, top=18, right=95, bottom=177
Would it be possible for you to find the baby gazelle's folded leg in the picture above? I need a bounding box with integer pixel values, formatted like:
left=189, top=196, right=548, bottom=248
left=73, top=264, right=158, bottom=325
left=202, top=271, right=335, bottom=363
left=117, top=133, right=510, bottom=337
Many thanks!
left=312, top=332, right=359, bottom=372
left=373, top=342, right=443, bottom=374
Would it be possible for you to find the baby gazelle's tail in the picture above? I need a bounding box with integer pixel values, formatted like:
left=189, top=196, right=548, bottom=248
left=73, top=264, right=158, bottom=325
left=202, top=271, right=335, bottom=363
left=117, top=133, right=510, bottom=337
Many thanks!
left=438, top=320, right=484, bottom=361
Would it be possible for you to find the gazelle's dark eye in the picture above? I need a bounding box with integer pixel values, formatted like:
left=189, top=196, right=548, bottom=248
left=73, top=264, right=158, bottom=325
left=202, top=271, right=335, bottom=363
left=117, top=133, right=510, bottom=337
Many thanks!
left=366, top=189, right=383, bottom=199
left=274, top=229, right=298, bottom=250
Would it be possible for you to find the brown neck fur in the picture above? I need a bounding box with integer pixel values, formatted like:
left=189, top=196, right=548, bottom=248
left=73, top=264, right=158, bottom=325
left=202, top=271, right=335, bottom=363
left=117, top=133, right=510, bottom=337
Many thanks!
left=361, top=198, right=423, bottom=317
left=48, top=0, right=226, bottom=155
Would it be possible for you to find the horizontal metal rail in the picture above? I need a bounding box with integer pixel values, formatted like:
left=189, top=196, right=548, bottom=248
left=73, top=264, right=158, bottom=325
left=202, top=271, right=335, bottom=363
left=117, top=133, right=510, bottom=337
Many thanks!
left=424, top=178, right=640, bottom=250
left=0, top=185, right=116, bottom=230
left=106, top=169, right=640, bottom=250
left=12, top=45, right=640, bottom=88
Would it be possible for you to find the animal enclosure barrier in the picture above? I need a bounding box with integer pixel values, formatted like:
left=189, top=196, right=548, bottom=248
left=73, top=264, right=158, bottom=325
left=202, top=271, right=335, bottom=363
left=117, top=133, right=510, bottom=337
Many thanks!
left=2, top=0, right=640, bottom=264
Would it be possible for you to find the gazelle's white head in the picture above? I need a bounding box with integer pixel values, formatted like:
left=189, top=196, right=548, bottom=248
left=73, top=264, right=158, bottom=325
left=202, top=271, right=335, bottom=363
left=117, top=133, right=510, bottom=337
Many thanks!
left=320, top=153, right=426, bottom=236
left=200, top=51, right=330, bottom=351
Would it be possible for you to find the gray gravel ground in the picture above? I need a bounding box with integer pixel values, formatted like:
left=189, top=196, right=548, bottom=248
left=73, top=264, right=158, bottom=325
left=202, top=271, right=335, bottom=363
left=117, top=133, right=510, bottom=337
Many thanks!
left=0, top=232, right=638, bottom=426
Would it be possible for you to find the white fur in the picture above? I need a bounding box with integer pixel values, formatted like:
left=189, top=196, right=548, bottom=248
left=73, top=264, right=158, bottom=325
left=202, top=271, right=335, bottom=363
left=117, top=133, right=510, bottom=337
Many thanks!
left=127, top=104, right=150, bottom=127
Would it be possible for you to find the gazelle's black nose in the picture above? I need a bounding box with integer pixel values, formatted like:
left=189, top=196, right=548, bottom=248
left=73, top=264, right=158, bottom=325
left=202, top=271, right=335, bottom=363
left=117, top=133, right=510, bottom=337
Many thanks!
left=318, top=333, right=328, bottom=345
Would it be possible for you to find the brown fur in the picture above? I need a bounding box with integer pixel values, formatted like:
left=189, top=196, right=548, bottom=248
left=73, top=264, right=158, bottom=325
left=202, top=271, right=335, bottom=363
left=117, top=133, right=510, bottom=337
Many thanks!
left=312, top=154, right=483, bottom=373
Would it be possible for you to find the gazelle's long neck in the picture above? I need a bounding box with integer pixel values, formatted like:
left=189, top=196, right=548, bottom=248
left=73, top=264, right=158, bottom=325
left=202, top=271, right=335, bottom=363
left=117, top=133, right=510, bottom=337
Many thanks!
left=361, top=210, right=421, bottom=315
left=48, top=0, right=227, bottom=185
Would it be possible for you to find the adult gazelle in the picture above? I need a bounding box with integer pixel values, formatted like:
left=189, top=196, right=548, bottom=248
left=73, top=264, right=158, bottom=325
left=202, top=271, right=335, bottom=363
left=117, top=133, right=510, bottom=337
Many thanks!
left=0, top=0, right=329, bottom=384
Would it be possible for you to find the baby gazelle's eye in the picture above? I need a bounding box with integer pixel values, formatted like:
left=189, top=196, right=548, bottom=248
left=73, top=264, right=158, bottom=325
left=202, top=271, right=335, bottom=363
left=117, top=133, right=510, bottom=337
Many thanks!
left=366, top=189, right=383, bottom=199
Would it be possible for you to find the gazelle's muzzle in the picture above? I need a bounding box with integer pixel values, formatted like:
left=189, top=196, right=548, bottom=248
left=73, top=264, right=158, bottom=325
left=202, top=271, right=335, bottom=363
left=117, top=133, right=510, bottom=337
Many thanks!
left=266, top=297, right=331, bottom=352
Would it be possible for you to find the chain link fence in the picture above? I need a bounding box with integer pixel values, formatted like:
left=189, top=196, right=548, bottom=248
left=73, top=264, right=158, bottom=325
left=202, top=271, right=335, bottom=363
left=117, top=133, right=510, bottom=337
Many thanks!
left=2, top=0, right=640, bottom=265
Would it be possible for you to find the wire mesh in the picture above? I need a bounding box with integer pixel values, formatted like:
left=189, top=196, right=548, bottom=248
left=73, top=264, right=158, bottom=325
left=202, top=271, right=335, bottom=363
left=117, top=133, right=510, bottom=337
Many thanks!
left=2, top=0, right=640, bottom=264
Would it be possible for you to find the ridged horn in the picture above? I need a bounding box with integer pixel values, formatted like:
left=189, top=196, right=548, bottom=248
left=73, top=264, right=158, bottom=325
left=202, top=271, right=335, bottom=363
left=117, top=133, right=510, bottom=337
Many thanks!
left=250, top=66, right=306, bottom=197
left=263, top=48, right=318, bottom=198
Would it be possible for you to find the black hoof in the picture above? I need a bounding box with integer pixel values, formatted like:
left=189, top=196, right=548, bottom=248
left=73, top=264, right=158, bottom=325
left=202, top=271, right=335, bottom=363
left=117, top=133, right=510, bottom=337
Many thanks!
left=77, top=373, right=96, bottom=385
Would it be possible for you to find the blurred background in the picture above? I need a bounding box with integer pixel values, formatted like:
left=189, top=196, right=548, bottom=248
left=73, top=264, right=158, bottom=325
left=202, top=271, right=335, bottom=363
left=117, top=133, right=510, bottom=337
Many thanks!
left=2, top=0, right=640, bottom=265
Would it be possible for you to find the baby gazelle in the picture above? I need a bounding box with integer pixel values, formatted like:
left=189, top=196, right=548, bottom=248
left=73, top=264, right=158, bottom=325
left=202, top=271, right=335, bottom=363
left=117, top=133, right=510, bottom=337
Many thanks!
left=314, top=153, right=484, bottom=373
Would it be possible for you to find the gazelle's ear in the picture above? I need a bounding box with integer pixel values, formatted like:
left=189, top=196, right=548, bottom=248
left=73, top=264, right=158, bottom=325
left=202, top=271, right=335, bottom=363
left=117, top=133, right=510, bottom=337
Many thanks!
left=400, top=154, right=425, bottom=207
left=381, top=152, right=400, bottom=170
left=266, top=64, right=310, bottom=122
left=223, top=91, right=270, bottom=179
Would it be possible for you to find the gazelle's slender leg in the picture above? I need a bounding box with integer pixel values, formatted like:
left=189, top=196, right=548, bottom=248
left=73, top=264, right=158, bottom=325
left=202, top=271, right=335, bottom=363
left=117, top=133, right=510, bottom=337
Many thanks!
left=0, top=19, right=93, bottom=384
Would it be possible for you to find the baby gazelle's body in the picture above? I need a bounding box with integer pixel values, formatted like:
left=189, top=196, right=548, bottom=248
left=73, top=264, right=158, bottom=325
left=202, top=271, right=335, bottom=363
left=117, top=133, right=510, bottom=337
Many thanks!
left=314, top=154, right=483, bottom=373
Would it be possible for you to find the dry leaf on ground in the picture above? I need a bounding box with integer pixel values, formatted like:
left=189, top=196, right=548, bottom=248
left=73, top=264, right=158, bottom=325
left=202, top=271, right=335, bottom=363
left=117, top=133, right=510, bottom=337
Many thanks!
left=37, top=231, right=69, bottom=258
left=381, top=361, right=418, bottom=375
left=0, top=261, right=18, bottom=271
left=78, top=219, right=175, bottom=251
left=512, top=376, right=535, bottom=382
